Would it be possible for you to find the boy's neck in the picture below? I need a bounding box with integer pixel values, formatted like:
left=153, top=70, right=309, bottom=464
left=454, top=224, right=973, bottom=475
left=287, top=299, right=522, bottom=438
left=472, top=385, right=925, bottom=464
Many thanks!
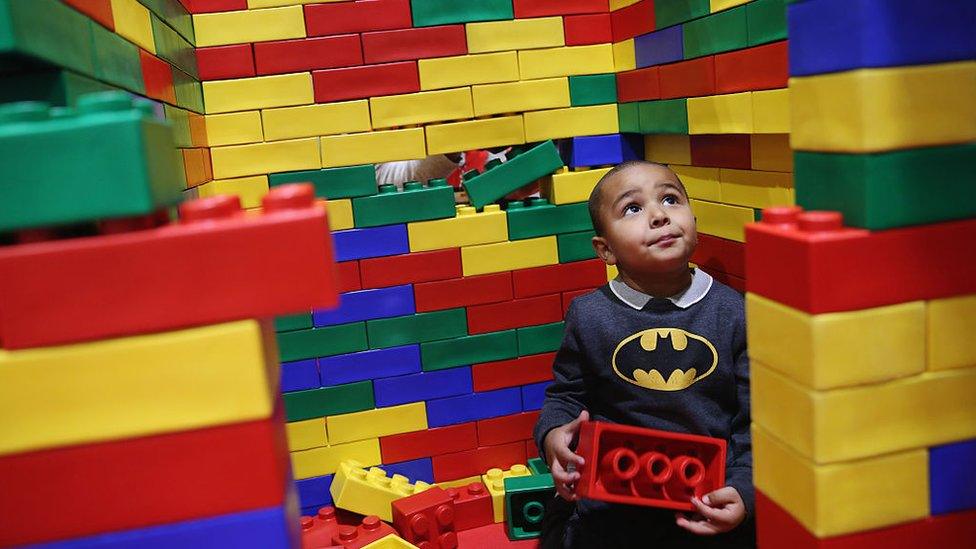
left=617, top=266, right=694, bottom=299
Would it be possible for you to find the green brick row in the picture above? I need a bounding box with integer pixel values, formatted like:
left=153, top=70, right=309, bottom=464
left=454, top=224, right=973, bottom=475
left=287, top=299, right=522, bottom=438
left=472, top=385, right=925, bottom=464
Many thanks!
left=410, top=0, right=513, bottom=27
left=91, top=23, right=145, bottom=94
left=506, top=199, right=592, bottom=240
left=637, top=99, right=688, bottom=134
left=283, top=381, right=374, bottom=422
left=517, top=322, right=565, bottom=356
left=421, top=329, right=518, bottom=371
left=138, top=0, right=194, bottom=44
left=270, top=165, right=378, bottom=200
left=463, top=140, right=563, bottom=209
left=150, top=12, right=197, bottom=80
left=274, top=312, right=312, bottom=333
left=366, top=308, right=467, bottom=349
left=568, top=74, right=617, bottom=107
left=557, top=231, right=598, bottom=263
left=655, top=0, right=710, bottom=30
left=352, top=180, right=455, bottom=227
left=172, top=65, right=203, bottom=113
left=747, top=0, right=787, bottom=46
left=682, top=4, right=749, bottom=59
left=0, top=0, right=96, bottom=76
left=277, top=322, right=368, bottom=362
left=617, top=102, right=641, bottom=134
left=163, top=103, right=192, bottom=148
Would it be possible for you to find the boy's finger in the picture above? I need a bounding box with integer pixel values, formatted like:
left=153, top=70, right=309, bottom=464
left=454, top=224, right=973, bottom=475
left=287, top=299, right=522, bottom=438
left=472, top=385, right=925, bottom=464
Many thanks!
left=690, top=497, right=727, bottom=522
left=554, top=445, right=584, bottom=467
left=675, top=514, right=722, bottom=536
left=703, top=487, right=739, bottom=507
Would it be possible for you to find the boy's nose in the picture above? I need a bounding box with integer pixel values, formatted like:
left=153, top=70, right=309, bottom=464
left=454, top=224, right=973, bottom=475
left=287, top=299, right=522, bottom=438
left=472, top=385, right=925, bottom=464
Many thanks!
left=649, top=207, right=670, bottom=228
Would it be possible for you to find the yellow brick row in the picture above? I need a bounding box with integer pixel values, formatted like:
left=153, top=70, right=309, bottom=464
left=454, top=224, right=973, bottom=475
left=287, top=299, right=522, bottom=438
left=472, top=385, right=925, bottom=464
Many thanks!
left=752, top=88, right=790, bottom=133
left=613, top=39, right=637, bottom=72
left=687, top=91, right=753, bottom=134
left=541, top=167, right=611, bottom=205
left=210, top=137, right=320, bottom=179
left=408, top=205, right=509, bottom=252
left=472, top=78, right=570, bottom=117
left=719, top=168, right=793, bottom=209
left=197, top=175, right=270, bottom=209
left=750, top=134, right=793, bottom=173
left=263, top=100, right=371, bottom=141
left=523, top=104, right=619, bottom=142
left=320, top=128, right=427, bottom=168
left=671, top=166, right=721, bottom=201
left=194, top=5, right=306, bottom=47
left=286, top=417, right=329, bottom=451
left=689, top=199, right=754, bottom=242
left=205, top=111, right=264, bottom=147
left=928, top=294, right=976, bottom=372
left=519, top=44, right=616, bottom=80
left=419, top=52, right=520, bottom=91
left=203, top=73, right=313, bottom=114
left=461, top=236, right=559, bottom=276
left=326, top=403, right=427, bottom=445
left=465, top=17, right=565, bottom=53
left=326, top=199, right=354, bottom=231
left=369, top=88, right=473, bottom=129
left=425, top=115, right=525, bottom=155
left=111, top=0, right=155, bottom=53
left=291, top=438, right=382, bottom=480
left=644, top=135, right=692, bottom=165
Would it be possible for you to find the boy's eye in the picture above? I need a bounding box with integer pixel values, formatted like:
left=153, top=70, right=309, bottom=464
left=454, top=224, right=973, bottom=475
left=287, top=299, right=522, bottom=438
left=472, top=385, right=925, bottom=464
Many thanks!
left=624, top=203, right=642, bottom=215
left=662, top=194, right=679, bottom=205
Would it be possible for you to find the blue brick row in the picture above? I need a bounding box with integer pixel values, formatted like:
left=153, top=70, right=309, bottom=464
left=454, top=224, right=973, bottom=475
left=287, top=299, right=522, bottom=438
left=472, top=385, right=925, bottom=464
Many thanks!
left=313, top=285, right=415, bottom=327
left=332, top=224, right=409, bottom=261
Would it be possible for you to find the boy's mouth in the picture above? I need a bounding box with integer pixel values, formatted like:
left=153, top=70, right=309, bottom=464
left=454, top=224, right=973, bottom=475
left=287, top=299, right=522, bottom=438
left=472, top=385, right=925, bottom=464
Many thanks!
left=650, top=233, right=679, bottom=247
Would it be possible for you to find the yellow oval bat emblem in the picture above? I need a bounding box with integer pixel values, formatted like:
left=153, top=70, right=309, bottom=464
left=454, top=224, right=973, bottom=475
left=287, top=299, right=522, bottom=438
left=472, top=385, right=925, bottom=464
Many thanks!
left=611, top=328, right=718, bottom=391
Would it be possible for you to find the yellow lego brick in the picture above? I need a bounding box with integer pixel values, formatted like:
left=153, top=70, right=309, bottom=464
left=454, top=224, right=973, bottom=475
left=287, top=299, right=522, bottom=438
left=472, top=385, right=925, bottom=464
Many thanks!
left=263, top=100, right=371, bottom=141
left=419, top=52, right=520, bottom=91
left=370, top=88, right=473, bottom=130
left=607, top=264, right=618, bottom=281
left=753, top=424, right=929, bottom=538
left=718, top=168, right=794, bottom=209
left=524, top=104, right=619, bottom=142
left=687, top=92, right=754, bottom=134
left=466, top=17, right=565, bottom=53
left=689, top=199, right=754, bottom=242
left=644, top=134, right=692, bottom=165
left=205, top=111, right=264, bottom=147
left=327, top=403, right=427, bottom=445
left=462, top=236, right=559, bottom=276
left=193, top=5, right=306, bottom=47
left=750, top=133, right=793, bottom=173
left=472, top=78, right=570, bottom=117
left=211, top=137, right=320, bottom=179
left=482, top=465, right=531, bottom=523
left=291, top=438, right=381, bottom=480
left=752, top=88, right=790, bottom=134
left=613, top=39, right=637, bottom=72
left=541, top=167, right=611, bottom=205
left=425, top=115, right=525, bottom=155
left=711, top=0, right=750, bottom=12
left=326, top=199, right=354, bottom=231
left=610, top=0, right=640, bottom=10
left=0, top=320, right=276, bottom=456
left=203, top=73, right=313, bottom=114
left=110, top=0, right=155, bottom=53
left=751, top=361, right=976, bottom=464
left=519, top=44, right=616, bottom=80
left=790, top=60, right=976, bottom=153
left=362, top=534, right=420, bottom=549
left=746, top=294, right=925, bottom=390
left=320, top=128, right=426, bottom=169
left=408, top=205, right=508, bottom=252
left=247, top=0, right=329, bottom=7
left=928, top=294, right=976, bottom=372
left=672, top=166, right=721, bottom=202
left=197, top=175, right=270, bottom=209
left=286, top=417, right=329, bottom=452
left=330, top=460, right=432, bottom=521
left=436, top=475, right=485, bottom=489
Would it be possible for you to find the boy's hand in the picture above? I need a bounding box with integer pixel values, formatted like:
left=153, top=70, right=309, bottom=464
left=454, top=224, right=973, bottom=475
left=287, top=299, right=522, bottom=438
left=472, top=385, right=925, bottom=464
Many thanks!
left=543, top=410, right=590, bottom=501
left=675, top=486, right=746, bottom=535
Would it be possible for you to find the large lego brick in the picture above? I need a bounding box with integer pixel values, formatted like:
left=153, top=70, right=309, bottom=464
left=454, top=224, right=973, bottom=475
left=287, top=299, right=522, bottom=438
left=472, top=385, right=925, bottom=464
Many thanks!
left=682, top=3, right=747, bottom=58
left=483, top=464, right=533, bottom=523
left=462, top=141, right=564, bottom=209
left=672, top=165, right=721, bottom=201
left=204, top=110, right=260, bottom=146
left=278, top=323, right=368, bottom=362
left=407, top=205, right=508, bottom=252
left=0, top=412, right=290, bottom=547
left=297, top=475, right=334, bottom=509
left=472, top=352, right=555, bottom=392
left=335, top=260, right=363, bottom=293
left=745, top=0, right=786, bottom=45
left=352, top=181, right=455, bottom=227
left=689, top=133, right=750, bottom=168
left=466, top=17, right=564, bottom=53
left=477, top=412, right=539, bottom=447
left=110, top=0, right=153, bottom=52
left=192, top=4, right=304, bottom=47
left=752, top=87, right=789, bottom=133
left=462, top=236, right=560, bottom=277
left=504, top=474, right=556, bottom=540
left=292, top=438, right=382, bottom=480
left=565, top=133, right=640, bottom=167
left=0, top=0, right=96, bottom=76
left=369, top=87, right=473, bottom=129
left=426, top=115, right=526, bottom=156
left=210, top=137, right=320, bottom=179
left=658, top=56, right=715, bottom=99
left=714, top=40, right=787, bottom=94
left=644, top=134, right=691, bottom=164
left=328, top=403, right=427, bottom=445
left=304, top=0, right=412, bottom=36
left=524, top=104, right=619, bottom=141
left=360, top=248, right=460, bottom=289
left=330, top=460, right=431, bottom=522
left=427, top=388, right=523, bottom=428
left=391, top=486, right=457, bottom=548
left=380, top=422, right=478, bottom=463
left=609, top=0, right=653, bottom=41
left=263, top=100, right=371, bottom=141
left=930, top=438, right=976, bottom=516
left=928, top=294, right=976, bottom=373
left=312, top=285, right=415, bottom=327
left=616, top=66, right=660, bottom=102
left=318, top=344, right=421, bottom=387
left=690, top=234, right=743, bottom=278
left=361, top=25, right=467, bottom=64
left=563, top=13, right=611, bottom=46
left=512, top=259, right=606, bottom=298
left=520, top=381, right=549, bottom=411
left=518, top=44, right=615, bottom=80
left=719, top=167, right=792, bottom=209
left=687, top=91, right=753, bottom=134
left=283, top=380, right=375, bottom=422
left=472, top=77, right=570, bottom=116
left=431, top=441, right=527, bottom=481
left=202, top=72, right=313, bottom=114
left=636, top=99, right=688, bottom=134
left=92, top=13, right=146, bottom=94
left=420, top=330, right=519, bottom=371
left=149, top=12, right=196, bottom=79
left=285, top=416, right=328, bottom=451
left=506, top=199, right=592, bottom=240
left=750, top=133, right=792, bottom=172
left=170, top=65, right=204, bottom=112
left=281, top=358, right=319, bottom=394
left=613, top=39, right=635, bottom=72
left=634, top=25, right=683, bottom=68
left=689, top=198, right=755, bottom=242
left=414, top=272, right=513, bottom=312
left=467, top=295, right=563, bottom=334
left=655, top=0, right=709, bottom=28
left=270, top=164, right=376, bottom=200
left=516, top=322, right=565, bottom=356
left=64, top=0, right=114, bottom=30
left=253, top=34, right=362, bottom=76
left=333, top=224, right=409, bottom=262
left=312, top=61, right=420, bottom=103
left=373, top=367, right=473, bottom=408
left=320, top=127, right=426, bottom=169
left=541, top=167, right=610, bottom=205
left=366, top=308, right=468, bottom=349
left=512, top=0, right=606, bottom=17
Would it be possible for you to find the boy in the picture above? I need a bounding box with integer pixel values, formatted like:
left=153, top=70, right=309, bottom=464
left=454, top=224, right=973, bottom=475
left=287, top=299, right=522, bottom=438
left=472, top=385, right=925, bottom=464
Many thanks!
left=533, top=161, right=754, bottom=548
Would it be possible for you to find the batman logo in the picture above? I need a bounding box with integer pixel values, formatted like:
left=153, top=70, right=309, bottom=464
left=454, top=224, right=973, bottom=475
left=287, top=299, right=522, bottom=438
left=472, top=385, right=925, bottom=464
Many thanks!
left=611, top=328, right=718, bottom=391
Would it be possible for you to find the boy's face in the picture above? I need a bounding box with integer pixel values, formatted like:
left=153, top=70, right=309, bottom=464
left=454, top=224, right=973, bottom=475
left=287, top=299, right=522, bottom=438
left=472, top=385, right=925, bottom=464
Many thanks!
left=592, top=164, right=697, bottom=277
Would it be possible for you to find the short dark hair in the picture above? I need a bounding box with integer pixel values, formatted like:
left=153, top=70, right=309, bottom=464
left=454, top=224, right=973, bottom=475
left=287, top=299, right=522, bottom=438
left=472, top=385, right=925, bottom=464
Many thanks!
left=587, top=161, right=687, bottom=236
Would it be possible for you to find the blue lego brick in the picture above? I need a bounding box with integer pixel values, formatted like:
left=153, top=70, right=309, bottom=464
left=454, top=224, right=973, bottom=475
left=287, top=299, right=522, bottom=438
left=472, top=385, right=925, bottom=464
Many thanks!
left=373, top=367, right=473, bottom=407
left=313, top=285, right=416, bottom=327
left=930, top=438, right=976, bottom=515
left=332, top=225, right=409, bottom=261
left=319, top=345, right=422, bottom=387
left=426, top=387, right=522, bottom=427
left=634, top=25, right=684, bottom=68
left=296, top=475, right=334, bottom=509
left=565, top=134, right=642, bottom=168
left=281, top=358, right=320, bottom=393
left=788, top=0, right=976, bottom=77
left=383, top=457, right=435, bottom=484
left=27, top=505, right=297, bottom=549
left=521, top=381, right=550, bottom=411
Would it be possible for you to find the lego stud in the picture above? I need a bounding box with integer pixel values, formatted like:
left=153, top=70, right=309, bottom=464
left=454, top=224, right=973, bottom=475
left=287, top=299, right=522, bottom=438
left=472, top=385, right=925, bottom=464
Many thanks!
left=522, top=500, right=546, bottom=525
left=672, top=455, right=706, bottom=487
left=434, top=503, right=454, bottom=526
left=362, top=516, right=383, bottom=531
left=428, top=178, right=449, bottom=187
left=507, top=201, right=525, bottom=210
left=638, top=451, right=673, bottom=484
left=511, top=465, right=529, bottom=475
left=180, top=194, right=242, bottom=223
left=760, top=206, right=802, bottom=226
left=457, top=206, right=476, bottom=217
left=76, top=91, right=134, bottom=114
left=336, top=525, right=359, bottom=542
left=528, top=197, right=548, bottom=207
left=409, top=513, right=431, bottom=535
left=379, top=183, right=398, bottom=194
left=262, top=183, right=314, bottom=212
left=404, top=181, right=423, bottom=191
left=300, top=517, right=314, bottom=531
left=485, top=158, right=503, bottom=171
left=600, top=447, right=640, bottom=481
left=0, top=101, right=50, bottom=123
left=317, top=506, right=336, bottom=521
left=798, top=211, right=843, bottom=232
left=438, top=531, right=459, bottom=548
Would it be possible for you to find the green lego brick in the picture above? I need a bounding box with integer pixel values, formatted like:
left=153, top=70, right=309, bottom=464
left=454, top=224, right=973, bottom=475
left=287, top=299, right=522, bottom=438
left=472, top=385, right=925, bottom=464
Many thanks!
left=277, top=322, right=368, bottom=362
left=557, top=230, right=598, bottom=263
left=506, top=199, right=592, bottom=240
left=138, top=0, right=194, bottom=44
left=568, top=74, right=617, bottom=107
left=91, top=23, right=145, bottom=94
left=270, top=165, right=378, bottom=200
left=504, top=474, right=556, bottom=540
left=283, top=381, right=374, bottom=422
left=0, top=70, right=115, bottom=106
left=367, top=308, right=467, bottom=349
left=463, top=141, right=564, bottom=209
left=638, top=99, right=688, bottom=135
left=0, top=92, right=185, bottom=231
left=795, top=144, right=976, bottom=230
left=352, top=180, right=455, bottom=227
left=410, top=0, right=513, bottom=27
left=421, top=329, right=518, bottom=371
left=747, top=0, right=787, bottom=46
left=527, top=457, right=550, bottom=475
left=163, top=103, right=192, bottom=147
left=683, top=5, right=749, bottom=59
left=617, top=102, right=641, bottom=134
left=171, top=65, right=204, bottom=113
left=517, top=322, right=565, bottom=356
left=654, top=0, right=710, bottom=29
left=0, top=0, right=94, bottom=76
left=275, top=312, right=313, bottom=333
left=150, top=13, right=197, bottom=79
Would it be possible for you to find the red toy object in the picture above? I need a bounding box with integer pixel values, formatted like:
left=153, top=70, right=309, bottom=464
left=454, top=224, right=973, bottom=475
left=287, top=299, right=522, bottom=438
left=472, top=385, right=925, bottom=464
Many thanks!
left=616, top=66, right=661, bottom=103
left=472, top=353, right=555, bottom=392
left=361, top=25, right=467, bottom=64
left=380, top=423, right=479, bottom=464
left=691, top=234, right=745, bottom=279
left=304, top=0, right=412, bottom=37
left=392, top=486, right=458, bottom=548
left=689, top=134, right=752, bottom=170
left=573, top=421, right=726, bottom=511
left=63, top=0, right=114, bottom=30
left=413, top=272, right=513, bottom=313
left=714, top=40, right=789, bottom=94
left=456, top=522, right=540, bottom=548
left=610, top=0, right=655, bottom=42
left=563, top=13, right=612, bottom=46
left=512, top=0, right=606, bottom=17
left=302, top=506, right=341, bottom=549
left=312, top=61, right=420, bottom=103
left=0, top=184, right=336, bottom=350
left=336, top=260, right=363, bottom=293
left=360, top=248, right=462, bottom=289
left=561, top=288, right=596, bottom=314
left=445, top=482, right=494, bottom=531
left=466, top=294, right=563, bottom=334
left=254, top=35, right=363, bottom=76
left=659, top=56, right=717, bottom=99
left=140, top=50, right=176, bottom=104
left=331, top=516, right=397, bottom=549
left=511, top=259, right=606, bottom=298
left=196, top=44, right=256, bottom=80
left=476, top=411, right=540, bottom=447
left=746, top=207, right=976, bottom=314
left=432, top=441, right=527, bottom=482
left=704, top=269, right=745, bottom=293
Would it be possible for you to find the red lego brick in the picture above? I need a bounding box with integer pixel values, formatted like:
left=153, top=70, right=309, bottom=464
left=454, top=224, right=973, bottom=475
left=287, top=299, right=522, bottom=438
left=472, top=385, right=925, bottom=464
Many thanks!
left=312, top=61, right=420, bottom=103
left=414, top=272, right=513, bottom=313
left=525, top=439, right=540, bottom=459
left=472, top=353, right=556, bottom=392
left=183, top=0, right=246, bottom=13
left=360, top=248, right=462, bottom=289
left=561, top=288, right=597, bottom=315
left=0, top=410, right=290, bottom=547
left=0, top=184, right=336, bottom=350
left=563, top=13, right=613, bottom=46
left=689, top=134, right=752, bottom=169
left=301, top=506, right=341, bottom=549
left=714, top=40, right=789, bottom=94
left=445, top=482, right=493, bottom=532
left=512, top=259, right=607, bottom=299
left=610, top=0, right=655, bottom=42
left=361, top=25, right=467, bottom=64
left=467, top=295, right=563, bottom=334
left=380, top=423, right=479, bottom=464
left=513, top=0, right=607, bottom=17
left=691, top=234, right=745, bottom=279
left=476, top=411, right=540, bottom=447
left=196, top=44, right=255, bottom=81
left=392, top=486, right=458, bottom=548
left=305, top=0, right=412, bottom=37
left=331, top=516, right=397, bottom=549
left=659, top=56, right=717, bottom=99
left=140, top=50, right=176, bottom=104
left=574, top=421, right=726, bottom=511
left=336, top=260, right=362, bottom=293
left=616, top=66, right=661, bottom=102
left=432, top=442, right=527, bottom=482
left=63, top=0, right=114, bottom=30
left=745, top=208, right=976, bottom=314
left=702, top=268, right=745, bottom=293
left=456, top=522, right=540, bottom=548
left=254, top=34, right=363, bottom=76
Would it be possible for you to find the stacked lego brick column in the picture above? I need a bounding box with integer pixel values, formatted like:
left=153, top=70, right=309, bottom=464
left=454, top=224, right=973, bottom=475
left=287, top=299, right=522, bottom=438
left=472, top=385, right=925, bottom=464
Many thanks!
left=746, top=0, right=976, bottom=545
left=610, top=0, right=790, bottom=291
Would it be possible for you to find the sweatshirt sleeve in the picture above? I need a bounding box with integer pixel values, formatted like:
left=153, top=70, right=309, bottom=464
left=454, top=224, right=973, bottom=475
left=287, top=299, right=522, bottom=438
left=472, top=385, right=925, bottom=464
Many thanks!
left=724, top=306, right=754, bottom=519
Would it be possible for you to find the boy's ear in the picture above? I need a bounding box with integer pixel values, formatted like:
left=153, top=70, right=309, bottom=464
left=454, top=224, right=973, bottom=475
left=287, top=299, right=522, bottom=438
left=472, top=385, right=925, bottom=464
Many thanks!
left=592, top=235, right=616, bottom=266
